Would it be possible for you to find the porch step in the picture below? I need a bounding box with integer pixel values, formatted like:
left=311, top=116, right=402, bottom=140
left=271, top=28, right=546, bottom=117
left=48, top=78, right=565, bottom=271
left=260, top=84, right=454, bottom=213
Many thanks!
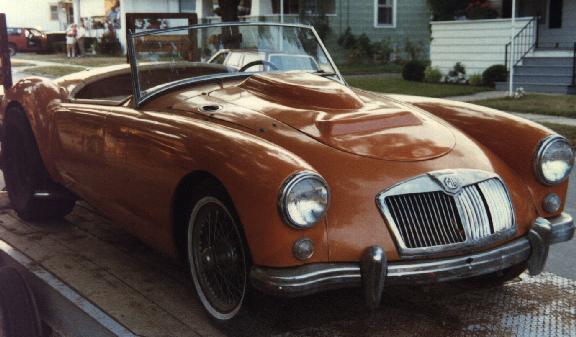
left=516, top=65, right=573, bottom=76
left=513, top=74, right=573, bottom=85
left=495, top=82, right=576, bottom=95
left=522, top=57, right=573, bottom=67
left=530, top=50, right=574, bottom=58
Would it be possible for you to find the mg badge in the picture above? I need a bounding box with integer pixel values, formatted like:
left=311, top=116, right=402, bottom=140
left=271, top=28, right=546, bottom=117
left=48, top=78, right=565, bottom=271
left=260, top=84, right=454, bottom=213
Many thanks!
left=442, top=175, right=462, bottom=193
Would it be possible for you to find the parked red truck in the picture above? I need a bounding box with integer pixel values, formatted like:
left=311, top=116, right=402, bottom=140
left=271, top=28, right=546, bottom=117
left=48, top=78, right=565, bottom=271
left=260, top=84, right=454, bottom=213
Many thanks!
left=7, top=27, right=48, bottom=56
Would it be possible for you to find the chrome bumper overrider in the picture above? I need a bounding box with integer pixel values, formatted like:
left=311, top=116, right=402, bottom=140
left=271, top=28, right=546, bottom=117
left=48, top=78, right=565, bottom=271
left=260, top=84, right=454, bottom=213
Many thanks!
left=250, top=213, right=574, bottom=306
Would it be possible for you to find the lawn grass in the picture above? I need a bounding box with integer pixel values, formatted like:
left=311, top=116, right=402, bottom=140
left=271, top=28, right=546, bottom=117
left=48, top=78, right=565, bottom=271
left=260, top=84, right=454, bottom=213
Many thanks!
left=347, top=77, right=492, bottom=98
left=474, top=94, right=576, bottom=118
left=541, top=123, right=576, bottom=144
left=23, top=66, right=86, bottom=78
left=337, top=63, right=403, bottom=75
left=13, top=53, right=125, bottom=67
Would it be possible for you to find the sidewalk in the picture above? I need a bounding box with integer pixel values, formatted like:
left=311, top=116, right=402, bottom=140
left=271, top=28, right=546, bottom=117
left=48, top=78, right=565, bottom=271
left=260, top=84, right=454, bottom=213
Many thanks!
left=446, top=90, right=509, bottom=102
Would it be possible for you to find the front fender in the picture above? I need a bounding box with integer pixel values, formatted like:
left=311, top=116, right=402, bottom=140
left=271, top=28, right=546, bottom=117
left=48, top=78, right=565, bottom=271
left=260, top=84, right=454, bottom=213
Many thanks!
left=107, top=109, right=329, bottom=268
left=388, top=94, right=566, bottom=218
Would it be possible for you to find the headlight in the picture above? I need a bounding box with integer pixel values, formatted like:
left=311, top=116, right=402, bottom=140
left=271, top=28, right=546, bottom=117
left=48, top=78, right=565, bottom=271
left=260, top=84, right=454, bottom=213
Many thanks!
left=535, top=135, right=575, bottom=185
left=279, top=172, right=329, bottom=229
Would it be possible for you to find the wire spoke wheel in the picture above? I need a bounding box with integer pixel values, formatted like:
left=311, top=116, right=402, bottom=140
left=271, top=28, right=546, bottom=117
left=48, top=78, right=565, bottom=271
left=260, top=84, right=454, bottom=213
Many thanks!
left=188, top=196, right=247, bottom=321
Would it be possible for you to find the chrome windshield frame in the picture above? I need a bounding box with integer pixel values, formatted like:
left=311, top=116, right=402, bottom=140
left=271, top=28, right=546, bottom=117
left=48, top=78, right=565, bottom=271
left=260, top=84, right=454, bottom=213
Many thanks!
left=127, top=22, right=346, bottom=107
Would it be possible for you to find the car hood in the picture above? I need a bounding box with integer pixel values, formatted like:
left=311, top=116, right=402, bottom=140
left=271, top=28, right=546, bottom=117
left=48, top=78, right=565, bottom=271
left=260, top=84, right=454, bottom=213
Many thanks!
left=180, top=72, right=456, bottom=161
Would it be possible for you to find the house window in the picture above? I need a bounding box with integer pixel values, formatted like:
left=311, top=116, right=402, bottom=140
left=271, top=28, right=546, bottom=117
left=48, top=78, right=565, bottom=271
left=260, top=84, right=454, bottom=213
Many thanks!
left=272, top=0, right=336, bottom=15
left=49, top=4, right=59, bottom=21
left=180, top=0, right=196, bottom=13
left=374, top=0, right=395, bottom=27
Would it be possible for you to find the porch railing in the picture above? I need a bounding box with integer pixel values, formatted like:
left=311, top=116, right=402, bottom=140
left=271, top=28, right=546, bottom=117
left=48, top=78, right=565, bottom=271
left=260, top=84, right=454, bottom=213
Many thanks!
left=572, top=42, right=576, bottom=86
left=505, top=16, right=539, bottom=69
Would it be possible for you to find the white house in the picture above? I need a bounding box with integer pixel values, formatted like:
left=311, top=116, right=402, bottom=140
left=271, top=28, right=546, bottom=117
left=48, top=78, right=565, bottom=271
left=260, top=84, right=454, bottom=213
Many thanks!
left=430, top=0, right=576, bottom=94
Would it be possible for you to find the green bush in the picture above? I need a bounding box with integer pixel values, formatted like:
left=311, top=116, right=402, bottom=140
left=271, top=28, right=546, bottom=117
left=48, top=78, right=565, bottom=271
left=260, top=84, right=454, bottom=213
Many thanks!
left=337, top=27, right=356, bottom=49
left=468, top=74, right=483, bottom=86
left=346, top=48, right=364, bottom=65
left=446, top=62, right=467, bottom=83
left=356, top=33, right=374, bottom=58
left=482, top=65, right=508, bottom=88
left=374, top=39, right=394, bottom=64
left=403, top=61, right=427, bottom=82
left=424, top=66, right=443, bottom=83
left=404, top=38, right=423, bottom=61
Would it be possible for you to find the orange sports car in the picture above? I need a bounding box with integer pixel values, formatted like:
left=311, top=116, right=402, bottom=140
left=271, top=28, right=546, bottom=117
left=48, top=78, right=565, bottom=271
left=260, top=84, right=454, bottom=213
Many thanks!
left=1, top=23, right=574, bottom=321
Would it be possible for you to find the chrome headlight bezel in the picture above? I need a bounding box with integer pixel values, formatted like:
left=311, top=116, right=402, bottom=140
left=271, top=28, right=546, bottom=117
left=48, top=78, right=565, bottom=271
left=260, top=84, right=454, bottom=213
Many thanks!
left=278, top=171, right=330, bottom=229
left=534, top=135, right=575, bottom=186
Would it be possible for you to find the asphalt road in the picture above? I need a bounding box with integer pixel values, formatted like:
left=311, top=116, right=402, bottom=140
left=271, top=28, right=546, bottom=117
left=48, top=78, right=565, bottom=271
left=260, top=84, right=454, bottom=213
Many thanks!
left=544, top=169, right=576, bottom=280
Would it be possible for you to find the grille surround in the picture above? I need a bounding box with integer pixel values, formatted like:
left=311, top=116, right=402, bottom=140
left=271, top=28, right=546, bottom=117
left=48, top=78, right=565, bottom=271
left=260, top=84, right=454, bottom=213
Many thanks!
left=377, top=169, right=516, bottom=259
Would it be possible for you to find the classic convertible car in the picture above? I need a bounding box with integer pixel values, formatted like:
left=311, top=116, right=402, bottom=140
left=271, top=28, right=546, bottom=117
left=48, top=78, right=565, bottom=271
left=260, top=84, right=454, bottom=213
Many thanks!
left=1, top=23, right=574, bottom=322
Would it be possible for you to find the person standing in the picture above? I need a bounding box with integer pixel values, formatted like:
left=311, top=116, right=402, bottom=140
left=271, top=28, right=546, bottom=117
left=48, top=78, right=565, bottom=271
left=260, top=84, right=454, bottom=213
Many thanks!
left=66, top=24, right=77, bottom=58
left=76, top=21, right=86, bottom=57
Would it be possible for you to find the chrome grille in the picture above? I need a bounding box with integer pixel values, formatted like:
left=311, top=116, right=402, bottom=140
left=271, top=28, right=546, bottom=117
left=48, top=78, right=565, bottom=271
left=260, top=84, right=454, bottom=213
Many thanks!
left=377, top=170, right=516, bottom=257
left=385, top=192, right=465, bottom=248
left=478, top=179, right=515, bottom=233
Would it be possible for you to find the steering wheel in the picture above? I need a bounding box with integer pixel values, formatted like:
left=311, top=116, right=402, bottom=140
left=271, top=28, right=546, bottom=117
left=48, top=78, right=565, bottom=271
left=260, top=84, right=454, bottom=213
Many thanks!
left=239, top=60, right=279, bottom=72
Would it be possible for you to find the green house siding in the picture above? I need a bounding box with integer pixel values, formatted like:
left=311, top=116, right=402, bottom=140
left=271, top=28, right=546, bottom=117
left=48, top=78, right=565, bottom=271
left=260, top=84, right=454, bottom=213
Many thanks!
left=329, top=0, right=431, bottom=59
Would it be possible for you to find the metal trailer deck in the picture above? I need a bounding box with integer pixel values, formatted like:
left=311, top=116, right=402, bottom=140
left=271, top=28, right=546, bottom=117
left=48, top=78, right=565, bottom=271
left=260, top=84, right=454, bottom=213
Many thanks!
left=0, top=192, right=574, bottom=337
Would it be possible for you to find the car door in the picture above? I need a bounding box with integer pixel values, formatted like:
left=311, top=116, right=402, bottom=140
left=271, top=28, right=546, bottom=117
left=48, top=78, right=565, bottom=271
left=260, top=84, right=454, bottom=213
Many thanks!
left=50, top=101, right=111, bottom=207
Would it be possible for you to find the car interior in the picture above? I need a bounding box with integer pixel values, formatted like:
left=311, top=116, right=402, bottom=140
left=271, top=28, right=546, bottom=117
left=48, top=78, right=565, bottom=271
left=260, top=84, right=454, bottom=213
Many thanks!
left=72, top=63, right=233, bottom=105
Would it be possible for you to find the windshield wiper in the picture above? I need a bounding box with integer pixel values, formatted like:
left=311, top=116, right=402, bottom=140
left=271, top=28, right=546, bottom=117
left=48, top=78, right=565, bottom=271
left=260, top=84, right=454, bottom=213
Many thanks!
left=312, top=70, right=337, bottom=77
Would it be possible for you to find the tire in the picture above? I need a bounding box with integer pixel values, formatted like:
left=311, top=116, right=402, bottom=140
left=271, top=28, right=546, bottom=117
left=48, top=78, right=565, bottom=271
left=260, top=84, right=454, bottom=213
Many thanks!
left=2, top=106, right=75, bottom=221
left=186, top=182, right=250, bottom=322
left=458, top=262, right=527, bottom=289
left=0, top=267, right=43, bottom=337
left=7, top=44, right=16, bottom=57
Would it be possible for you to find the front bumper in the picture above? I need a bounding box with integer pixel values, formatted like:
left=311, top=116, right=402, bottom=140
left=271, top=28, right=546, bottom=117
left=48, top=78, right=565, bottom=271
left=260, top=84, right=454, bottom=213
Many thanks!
left=251, top=213, right=574, bottom=304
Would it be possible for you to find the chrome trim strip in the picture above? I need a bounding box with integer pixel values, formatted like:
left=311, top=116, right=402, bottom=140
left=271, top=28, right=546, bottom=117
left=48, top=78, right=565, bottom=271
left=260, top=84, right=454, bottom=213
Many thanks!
left=250, top=236, right=532, bottom=297
left=387, top=238, right=530, bottom=284
left=376, top=169, right=517, bottom=259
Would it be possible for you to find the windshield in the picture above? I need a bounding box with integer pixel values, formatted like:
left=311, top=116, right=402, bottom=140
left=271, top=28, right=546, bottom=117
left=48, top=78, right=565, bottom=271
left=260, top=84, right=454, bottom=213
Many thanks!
left=129, top=23, right=341, bottom=104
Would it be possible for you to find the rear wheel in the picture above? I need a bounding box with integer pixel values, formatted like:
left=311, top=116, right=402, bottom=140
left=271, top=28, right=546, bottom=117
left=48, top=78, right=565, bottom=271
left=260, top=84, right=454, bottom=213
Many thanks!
left=186, top=184, right=249, bottom=322
left=2, top=106, right=75, bottom=221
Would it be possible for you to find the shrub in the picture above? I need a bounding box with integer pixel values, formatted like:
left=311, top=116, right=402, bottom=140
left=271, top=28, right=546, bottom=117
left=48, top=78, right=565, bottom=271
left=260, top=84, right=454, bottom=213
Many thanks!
left=346, top=48, right=364, bottom=65
left=337, top=27, right=356, bottom=49
left=424, top=66, right=443, bottom=83
left=404, top=38, right=423, bottom=61
left=356, top=33, right=375, bottom=58
left=374, top=39, right=394, bottom=64
left=446, top=62, right=467, bottom=83
left=403, top=61, right=427, bottom=82
left=482, top=64, right=508, bottom=87
left=468, top=74, right=483, bottom=86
